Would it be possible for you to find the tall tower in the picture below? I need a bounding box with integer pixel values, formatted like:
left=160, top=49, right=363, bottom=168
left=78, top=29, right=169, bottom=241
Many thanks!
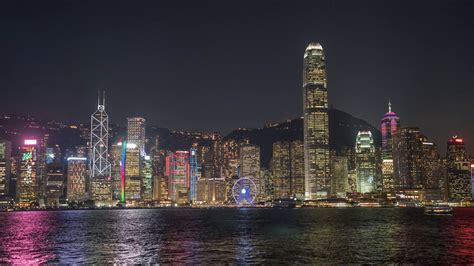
left=355, top=131, right=377, bottom=193
left=381, top=101, right=400, bottom=192
left=303, top=42, right=330, bottom=199
left=127, top=117, right=146, bottom=155
left=446, top=136, right=471, bottom=200
left=90, top=91, right=112, bottom=203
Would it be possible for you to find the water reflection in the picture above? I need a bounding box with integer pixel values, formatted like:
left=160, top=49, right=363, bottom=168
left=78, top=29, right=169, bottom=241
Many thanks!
left=0, top=208, right=473, bottom=263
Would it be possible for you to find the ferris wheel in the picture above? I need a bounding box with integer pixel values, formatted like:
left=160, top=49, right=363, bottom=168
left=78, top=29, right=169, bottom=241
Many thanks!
left=232, top=176, right=257, bottom=205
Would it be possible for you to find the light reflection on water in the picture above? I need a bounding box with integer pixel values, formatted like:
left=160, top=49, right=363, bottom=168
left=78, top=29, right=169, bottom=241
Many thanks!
left=0, top=208, right=473, bottom=264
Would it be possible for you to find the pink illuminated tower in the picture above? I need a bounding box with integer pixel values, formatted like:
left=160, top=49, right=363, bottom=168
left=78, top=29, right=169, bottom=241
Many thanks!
left=380, top=101, right=400, bottom=192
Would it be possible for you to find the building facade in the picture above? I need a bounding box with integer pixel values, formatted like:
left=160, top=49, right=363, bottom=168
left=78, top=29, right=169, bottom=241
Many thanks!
left=380, top=101, right=400, bottom=192
left=0, top=140, right=11, bottom=196
left=303, top=42, right=330, bottom=199
left=66, top=157, right=88, bottom=202
left=355, top=131, right=377, bottom=194
left=446, top=136, right=471, bottom=201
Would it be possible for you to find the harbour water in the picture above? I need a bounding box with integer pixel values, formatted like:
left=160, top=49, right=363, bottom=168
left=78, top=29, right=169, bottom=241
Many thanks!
left=0, top=208, right=473, bottom=264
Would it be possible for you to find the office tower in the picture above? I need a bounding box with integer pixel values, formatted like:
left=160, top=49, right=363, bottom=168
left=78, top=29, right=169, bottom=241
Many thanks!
left=446, top=136, right=471, bottom=200
left=141, top=155, right=153, bottom=202
left=0, top=140, right=11, bottom=196
left=127, top=117, right=146, bottom=155
left=45, top=163, right=64, bottom=207
left=152, top=147, right=168, bottom=202
left=166, top=151, right=190, bottom=204
left=272, top=141, right=291, bottom=198
left=17, top=139, right=39, bottom=207
left=125, top=143, right=141, bottom=203
left=393, top=127, right=423, bottom=189
left=221, top=139, right=240, bottom=201
left=89, top=92, right=112, bottom=203
left=303, top=42, right=330, bottom=199
left=239, top=144, right=261, bottom=198
left=271, top=141, right=305, bottom=199
left=355, top=131, right=377, bottom=193
left=381, top=101, right=400, bottom=192
left=331, top=156, right=348, bottom=198
left=67, top=157, right=88, bottom=202
left=189, top=148, right=199, bottom=203
left=260, top=169, right=273, bottom=200
left=290, top=140, right=305, bottom=199
left=420, top=139, right=442, bottom=189
left=110, top=142, right=123, bottom=201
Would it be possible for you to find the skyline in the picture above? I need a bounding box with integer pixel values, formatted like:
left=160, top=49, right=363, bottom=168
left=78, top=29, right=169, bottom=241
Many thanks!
left=1, top=0, right=474, bottom=153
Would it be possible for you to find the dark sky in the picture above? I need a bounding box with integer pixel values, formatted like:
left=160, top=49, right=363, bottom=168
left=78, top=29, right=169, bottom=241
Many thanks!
left=1, top=0, right=473, bottom=154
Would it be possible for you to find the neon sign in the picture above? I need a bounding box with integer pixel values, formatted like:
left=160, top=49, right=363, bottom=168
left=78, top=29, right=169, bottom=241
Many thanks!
left=22, top=152, right=32, bottom=161
left=24, top=139, right=37, bottom=145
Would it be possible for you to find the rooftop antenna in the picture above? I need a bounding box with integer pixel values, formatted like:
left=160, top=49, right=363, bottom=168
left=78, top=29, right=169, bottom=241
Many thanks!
left=103, top=90, right=106, bottom=107
left=388, top=99, right=392, bottom=113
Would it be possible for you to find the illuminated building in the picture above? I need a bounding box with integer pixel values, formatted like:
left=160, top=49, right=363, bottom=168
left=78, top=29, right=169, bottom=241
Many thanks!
left=355, top=131, right=376, bottom=193
left=125, top=143, right=141, bottom=203
left=151, top=146, right=168, bottom=202
left=303, top=42, right=330, bottom=199
left=421, top=139, right=442, bottom=189
left=141, top=155, right=153, bottom=201
left=127, top=117, right=146, bottom=155
left=446, top=136, right=471, bottom=200
left=0, top=140, right=11, bottom=196
left=331, top=156, right=348, bottom=198
left=45, top=163, right=65, bottom=207
left=272, top=140, right=304, bottom=199
left=110, top=142, right=123, bottom=201
left=17, top=139, right=39, bottom=207
left=166, top=151, right=190, bottom=204
left=272, top=141, right=291, bottom=198
left=189, top=148, right=199, bottom=203
left=239, top=144, right=261, bottom=199
left=89, top=92, right=112, bottom=204
left=393, top=127, right=423, bottom=189
left=221, top=139, right=240, bottom=201
left=66, top=157, right=88, bottom=202
left=380, top=101, right=400, bottom=192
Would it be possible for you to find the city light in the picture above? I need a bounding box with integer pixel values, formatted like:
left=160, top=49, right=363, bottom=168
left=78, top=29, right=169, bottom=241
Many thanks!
left=24, top=139, right=37, bottom=145
left=67, top=157, right=87, bottom=161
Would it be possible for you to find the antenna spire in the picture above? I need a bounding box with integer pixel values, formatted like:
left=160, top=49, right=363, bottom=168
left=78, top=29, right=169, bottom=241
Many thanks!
left=103, top=90, right=106, bottom=107
left=388, top=99, right=392, bottom=113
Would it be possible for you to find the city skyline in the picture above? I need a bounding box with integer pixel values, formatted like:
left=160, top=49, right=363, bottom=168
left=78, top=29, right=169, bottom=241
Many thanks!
left=1, top=1, right=473, bottom=155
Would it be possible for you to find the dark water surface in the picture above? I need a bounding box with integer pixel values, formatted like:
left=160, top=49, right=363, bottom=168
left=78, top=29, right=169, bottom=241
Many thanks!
left=0, top=208, right=473, bottom=264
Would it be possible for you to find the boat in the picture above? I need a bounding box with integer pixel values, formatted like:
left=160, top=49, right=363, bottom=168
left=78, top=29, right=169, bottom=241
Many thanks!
left=424, top=204, right=453, bottom=215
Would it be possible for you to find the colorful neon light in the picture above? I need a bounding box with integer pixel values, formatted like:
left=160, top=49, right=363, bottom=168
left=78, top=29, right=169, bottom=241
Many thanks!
left=24, top=139, right=37, bottom=145
left=22, top=152, right=32, bottom=161
left=120, top=140, right=127, bottom=203
left=67, top=157, right=87, bottom=161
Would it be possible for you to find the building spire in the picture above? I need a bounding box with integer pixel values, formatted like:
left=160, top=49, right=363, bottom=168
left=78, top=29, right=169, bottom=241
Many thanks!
left=103, top=90, right=106, bottom=107
left=388, top=100, right=392, bottom=113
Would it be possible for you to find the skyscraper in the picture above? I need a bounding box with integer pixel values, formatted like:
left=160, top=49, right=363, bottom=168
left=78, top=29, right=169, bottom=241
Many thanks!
left=271, top=141, right=305, bottom=199
left=17, top=139, right=39, bottom=207
left=89, top=92, right=112, bottom=204
left=66, top=157, right=88, bottom=202
left=166, top=151, right=190, bottom=205
left=127, top=117, right=146, bottom=155
left=355, top=131, right=377, bottom=193
left=381, top=101, right=400, bottom=192
left=446, top=136, right=471, bottom=201
left=125, top=143, right=141, bottom=203
left=303, top=42, right=330, bottom=199
left=393, top=127, right=423, bottom=189
left=0, top=140, right=11, bottom=196
left=239, top=144, right=261, bottom=198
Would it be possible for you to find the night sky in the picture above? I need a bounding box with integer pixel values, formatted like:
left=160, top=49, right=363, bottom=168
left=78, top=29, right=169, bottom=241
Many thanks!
left=1, top=0, right=473, bottom=153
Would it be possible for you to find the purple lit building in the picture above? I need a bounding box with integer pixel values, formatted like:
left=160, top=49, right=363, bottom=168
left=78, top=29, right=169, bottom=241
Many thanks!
left=380, top=101, right=400, bottom=192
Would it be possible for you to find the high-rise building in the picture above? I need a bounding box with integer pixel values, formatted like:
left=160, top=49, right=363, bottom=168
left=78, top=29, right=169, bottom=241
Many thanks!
left=446, top=136, right=471, bottom=201
left=0, top=140, right=12, bottom=196
left=66, top=157, right=88, bottom=202
left=125, top=143, right=141, bottom=203
left=141, top=155, right=153, bottom=202
left=89, top=92, right=112, bottom=204
left=239, top=144, right=261, bottom=198
left=303, top=42, right=330, bottom=199
left=381, top=101, right=400, bottom=192
left=271, top=141, right=305, bottom=199
left=45, top=163, right=65, bottom=207
left=17, top=139, right=40, bottom=207
left=331, top=156, right=348, bottom=198
left=110, top=142, right=123, bottom=201
left=355, top=131, right=377, bottom=193
left=127, top=117, right=146, bottom=155
left=393, top=127, right=423, bottom=189
left=420, top=139, right=442, bottom=189
left=166, top=151, right=190, bottom=204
